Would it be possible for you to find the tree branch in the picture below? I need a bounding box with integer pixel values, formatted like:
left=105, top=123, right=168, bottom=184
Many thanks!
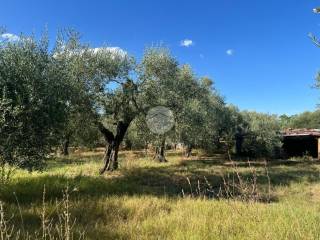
left=96, top=121, right=115, bottom=143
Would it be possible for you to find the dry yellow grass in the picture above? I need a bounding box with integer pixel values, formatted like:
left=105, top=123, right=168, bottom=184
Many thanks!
left=1, top=150, right=320, bottom=239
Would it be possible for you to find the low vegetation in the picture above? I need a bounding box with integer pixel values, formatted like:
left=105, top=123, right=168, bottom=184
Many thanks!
left=1, top=150, right=320, bottom=239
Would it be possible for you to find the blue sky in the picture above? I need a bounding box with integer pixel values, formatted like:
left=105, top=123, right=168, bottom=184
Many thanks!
left=1, top=0, right=320, bottom=115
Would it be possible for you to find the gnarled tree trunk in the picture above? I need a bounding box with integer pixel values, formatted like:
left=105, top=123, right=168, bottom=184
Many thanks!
left=153, top=137, right=167, bottom=162
left=100, top=141, right=120, bottom=173
left=144, top=141, right=149, bottom=157
left=185, top=144, right=192, bottom=158
left=235, top=133, right=244, bottom=156
left=98, top=120, right=131, bottom=174
left=61, top=134, right=71, bottom=156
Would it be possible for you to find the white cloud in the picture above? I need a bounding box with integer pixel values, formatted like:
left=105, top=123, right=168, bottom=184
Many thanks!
left=54, top=46, right=128, bottom=60
left=226, top=49, right=234, bottom=56
left=1, top=33, right=20, bottom=42
left=180, top=39, right=194, bottom=47
left=92, top=47, right=127, bottom=59
left=313, top=8, right=320, bottom=14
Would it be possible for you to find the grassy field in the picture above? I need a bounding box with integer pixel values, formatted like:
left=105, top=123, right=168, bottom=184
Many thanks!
left=1, top=150, right=320, bottom=239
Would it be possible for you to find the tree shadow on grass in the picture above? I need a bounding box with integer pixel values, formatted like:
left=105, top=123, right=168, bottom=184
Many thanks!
left=181, top=158, right=320, bottom=182
left=2, top=157, right=320, bottom=239
left=1, top=158, right=320, bottom=205
left=5, top=189, right=139, bottom=240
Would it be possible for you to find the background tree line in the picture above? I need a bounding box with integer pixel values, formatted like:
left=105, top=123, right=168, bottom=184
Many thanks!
left=2, top=29, right=317, bottom=174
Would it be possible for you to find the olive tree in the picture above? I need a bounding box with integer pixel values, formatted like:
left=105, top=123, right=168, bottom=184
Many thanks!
left=175, top=68, right=226, bottom=157
left=56, top=40, right=182, bottom=171
left=240, top=111, right=282, bottom=158
left=0, top=34, right=70, bottom=171
left=52, top=31, right=136, bottom=172
left=60, top=108, right=101, bottom=155
left=137, top=47, right=180, bottom=162
left=289, top=111, right=320, bottom=129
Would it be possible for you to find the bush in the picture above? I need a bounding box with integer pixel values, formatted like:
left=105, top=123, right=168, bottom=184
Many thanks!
left=240, top=111, right=282, bottom=158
